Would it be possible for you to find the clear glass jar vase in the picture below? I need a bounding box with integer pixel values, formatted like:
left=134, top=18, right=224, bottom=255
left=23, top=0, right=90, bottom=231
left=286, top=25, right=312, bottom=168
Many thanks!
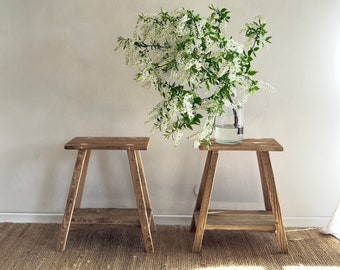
left=214, top=105, right=244, bottom=144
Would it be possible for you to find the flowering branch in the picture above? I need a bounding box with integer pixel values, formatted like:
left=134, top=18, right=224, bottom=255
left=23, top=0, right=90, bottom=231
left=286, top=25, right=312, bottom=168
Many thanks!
left=116, top=6, right=272, bottom=147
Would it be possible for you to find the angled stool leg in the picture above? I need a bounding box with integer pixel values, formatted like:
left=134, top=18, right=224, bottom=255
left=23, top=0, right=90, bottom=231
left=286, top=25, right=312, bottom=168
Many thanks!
left=258, top=151, right=288, bottom=253
left=257, top=151, right=272, bottom=211
left=190, top=151, right=214, bottom=232
left=56, top=149, right=90, bottom=251
left=192, top=151, right=219, bottom=253
left=75, top=150, right=91, bottom=208
left=127, top=150, right=154, bottom=252
left=136, top=150, right=156, bottom=231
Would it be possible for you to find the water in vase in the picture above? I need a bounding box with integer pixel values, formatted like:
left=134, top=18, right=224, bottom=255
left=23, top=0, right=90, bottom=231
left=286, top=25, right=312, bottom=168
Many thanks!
left=214, top=124, right=243, bottom=144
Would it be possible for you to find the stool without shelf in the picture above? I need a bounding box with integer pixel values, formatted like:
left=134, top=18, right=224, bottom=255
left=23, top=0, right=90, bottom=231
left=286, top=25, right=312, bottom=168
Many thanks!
left=56, top=137, right=155, bottom=252
left=190, top=138, right=288, bottom=254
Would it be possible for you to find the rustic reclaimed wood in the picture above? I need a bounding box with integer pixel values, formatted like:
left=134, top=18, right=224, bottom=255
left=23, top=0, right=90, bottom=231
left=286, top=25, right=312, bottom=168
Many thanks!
left=127, top=149, right=154, bottom=252
left=71, top=208, right=152, bottom=227
left=257, top=151, right=288, bottom=253
left=65, top=137, right=150, bottom=150
left=257, top=151, right=272, bottom=211
left=190, top=151, right=214, bottom=232
left=57, top=137, right=155, bottom=253
left=199, top=138, right=284, bottom=152
left=136, top=150, right=156, bottom=231
left=74, top=150, right=91, bottom=208
left=191, top=151, right=219, bottom=253
left=56, top=149, right=90, bottom=251
left=191, top=138, right=288, bottom=254
left=193, top=210, right=275, bottom=231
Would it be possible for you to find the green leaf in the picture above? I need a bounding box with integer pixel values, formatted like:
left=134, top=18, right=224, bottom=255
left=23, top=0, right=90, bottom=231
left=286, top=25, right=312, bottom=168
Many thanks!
left=248, top=70, right=257, bottom=76
left=117, top=6, right=273, bottom=146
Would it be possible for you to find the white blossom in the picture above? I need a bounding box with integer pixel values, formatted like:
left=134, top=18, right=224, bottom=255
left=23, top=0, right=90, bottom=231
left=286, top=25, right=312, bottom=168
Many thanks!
left=193, top=140, right=201, bottom=148
left=174, top=130, right=184, bottom=146
left=117, top=7, right=272, bottom=146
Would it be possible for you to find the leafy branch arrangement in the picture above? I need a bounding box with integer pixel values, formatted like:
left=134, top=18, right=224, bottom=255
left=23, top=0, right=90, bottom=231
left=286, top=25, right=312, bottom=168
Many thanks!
left=116, top=6, right=272, bottom=147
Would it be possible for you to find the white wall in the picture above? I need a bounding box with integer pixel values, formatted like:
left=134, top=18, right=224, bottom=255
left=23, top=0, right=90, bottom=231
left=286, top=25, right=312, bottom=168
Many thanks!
left=0, top=0, right=339, bottom=227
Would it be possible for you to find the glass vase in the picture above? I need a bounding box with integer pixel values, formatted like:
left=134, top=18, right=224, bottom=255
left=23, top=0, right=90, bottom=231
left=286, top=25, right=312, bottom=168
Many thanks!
left=214, top=105, right=244, bottom=144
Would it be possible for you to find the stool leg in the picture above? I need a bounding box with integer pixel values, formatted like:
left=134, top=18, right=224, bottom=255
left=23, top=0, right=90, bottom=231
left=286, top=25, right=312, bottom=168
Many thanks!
left=56, top=149, right=90, bottom=251
left=127, top=150, right=154, bottom=252
left=136, top=151, right=156, bottom=231
left=75, top=150, right=91, bottom=208
left=257, top=151, right=272, bottom=211
left=257, top=151, right=288, bottom=254
left=192, top=150, right=219, bottom=253
left=190, top=150, right=213, bottom=232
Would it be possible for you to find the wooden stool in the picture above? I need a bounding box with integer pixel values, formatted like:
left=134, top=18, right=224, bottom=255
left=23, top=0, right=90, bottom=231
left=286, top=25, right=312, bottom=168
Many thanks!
left=190, top=138, right=288, bottom=253
left=56, top=137, right=155, bottom=252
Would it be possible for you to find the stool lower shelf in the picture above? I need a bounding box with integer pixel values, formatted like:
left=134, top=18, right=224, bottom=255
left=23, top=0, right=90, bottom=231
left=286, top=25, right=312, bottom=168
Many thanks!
left=71, top=208, right=153, bottom=228
left=193, top=210, right=276, bottom=231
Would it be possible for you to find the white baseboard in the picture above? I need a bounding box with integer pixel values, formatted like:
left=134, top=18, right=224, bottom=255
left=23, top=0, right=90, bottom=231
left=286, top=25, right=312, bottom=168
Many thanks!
left=0, top=213, right=63, bottom=223
left=0, top=213, right=330, bottom=228
left=283, top=216, right=329, bottom=228
left=154, top=215, right=192, bottom=225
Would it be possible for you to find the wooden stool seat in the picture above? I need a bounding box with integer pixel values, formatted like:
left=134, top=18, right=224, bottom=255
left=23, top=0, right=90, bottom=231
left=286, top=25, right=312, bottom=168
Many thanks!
left=190, top=138, right=288, bottom=253
left=56, top=137, right=155, bottom=252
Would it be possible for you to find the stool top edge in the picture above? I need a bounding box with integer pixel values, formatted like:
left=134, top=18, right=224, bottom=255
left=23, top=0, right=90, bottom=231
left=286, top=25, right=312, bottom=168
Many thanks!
left=199, top=138, right=284, bottom=151
left=64, top=137, right=150, bottom=150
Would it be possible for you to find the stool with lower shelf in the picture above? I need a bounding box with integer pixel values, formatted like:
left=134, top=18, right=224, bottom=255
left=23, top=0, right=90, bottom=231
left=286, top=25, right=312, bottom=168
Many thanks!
left=56, top=137, right=155, bottom=252
left=190, top=138, right=288, bottom=254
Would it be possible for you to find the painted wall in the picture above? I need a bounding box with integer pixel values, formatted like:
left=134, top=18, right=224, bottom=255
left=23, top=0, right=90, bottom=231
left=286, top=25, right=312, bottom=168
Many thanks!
left=0, top=0, right=339, bottom=226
